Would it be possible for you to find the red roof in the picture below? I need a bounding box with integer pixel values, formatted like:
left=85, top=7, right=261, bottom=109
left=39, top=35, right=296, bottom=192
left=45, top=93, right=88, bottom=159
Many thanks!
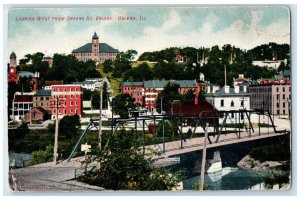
left=45, top=80, right=63, bottom=86
left=166, top=101, right=221, bottom=118
left=14, top=95, right=33, bottom=103
left=31, top=106, right=48, bottom=114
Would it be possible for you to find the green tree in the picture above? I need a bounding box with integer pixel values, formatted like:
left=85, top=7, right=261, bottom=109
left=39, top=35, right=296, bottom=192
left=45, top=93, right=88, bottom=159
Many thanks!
left=18, top=76, right=34, bottom=92
left=102, top=81, right=109, bottom=109
left=83, top=88, right=93, bottom=101
left=59, top=114, right=81, bottom=138
left=102, top=59, right=113, bottom=73
left=78, top=129, right=182, bottom=190
left=124, top=63, right=153, bottom=81
left=112, top=93, right=136, bottom=118
left=155, top=82, right=180, bottom=113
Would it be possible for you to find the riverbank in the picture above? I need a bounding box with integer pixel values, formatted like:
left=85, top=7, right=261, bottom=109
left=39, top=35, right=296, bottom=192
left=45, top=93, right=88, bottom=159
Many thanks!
left=237, top=155, right=290, bottom=182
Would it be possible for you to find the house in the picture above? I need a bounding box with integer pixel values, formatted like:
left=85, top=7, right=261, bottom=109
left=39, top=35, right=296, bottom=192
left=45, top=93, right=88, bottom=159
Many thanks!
left=33, top=89, right=51, bottom=112
left=8, top=52, right=39, bottom=92
left=24, top=107, right=50, bottom=124
left=11, top=92, right=34, bottom=121
left=205, top=86, right=250, bottom=123
left=72, top=32, right=119, bottom=63
left=50, top=85, right=83, bottom=119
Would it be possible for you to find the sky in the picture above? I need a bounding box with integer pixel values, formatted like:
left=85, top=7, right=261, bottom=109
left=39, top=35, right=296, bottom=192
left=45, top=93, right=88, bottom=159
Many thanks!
left=7, top=6, right=290, bottom=60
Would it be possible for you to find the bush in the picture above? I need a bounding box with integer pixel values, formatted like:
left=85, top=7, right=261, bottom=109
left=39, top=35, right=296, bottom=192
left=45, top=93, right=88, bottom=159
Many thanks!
left=30, top=145, right=53, bottom=165
left=157, top=120, right=174, bottom=137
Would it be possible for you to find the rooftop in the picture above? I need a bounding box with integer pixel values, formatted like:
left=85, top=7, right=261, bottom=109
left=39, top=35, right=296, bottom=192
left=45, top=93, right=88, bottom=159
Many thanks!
left=17, top=71, right=35, bottom=78
left=72, top=43, right=118, bottom=53
left=14, top=95, right=33, bottom=103
left=34, top=89, right=51, bottom=96
left=205, top=87, right=249, bottom=97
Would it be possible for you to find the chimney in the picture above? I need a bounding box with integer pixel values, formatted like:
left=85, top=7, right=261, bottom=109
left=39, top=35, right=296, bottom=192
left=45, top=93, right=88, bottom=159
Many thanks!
left=224, top=86, right=230, bottom=94
left=234, top=85, right=240, bottom=93
left=212, top=86, right=219, bottom=93
left=207, top=86, right=211, bottom=93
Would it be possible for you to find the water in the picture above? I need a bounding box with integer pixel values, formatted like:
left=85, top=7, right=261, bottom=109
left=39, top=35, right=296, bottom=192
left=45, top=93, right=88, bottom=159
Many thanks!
left=183, top=167, right=265, bottom=190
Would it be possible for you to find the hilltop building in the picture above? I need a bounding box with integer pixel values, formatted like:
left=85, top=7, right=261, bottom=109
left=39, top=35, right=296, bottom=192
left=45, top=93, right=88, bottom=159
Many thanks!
left=72, top=32, right=119, bottom=63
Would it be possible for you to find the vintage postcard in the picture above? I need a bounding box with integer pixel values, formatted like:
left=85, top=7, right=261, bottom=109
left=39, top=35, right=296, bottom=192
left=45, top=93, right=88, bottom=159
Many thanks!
left=6, top=5, right=291, bottom=192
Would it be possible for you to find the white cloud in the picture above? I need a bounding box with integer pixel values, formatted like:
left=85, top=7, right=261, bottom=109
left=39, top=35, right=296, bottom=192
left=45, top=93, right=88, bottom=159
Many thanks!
left=7, top=8, right=290, bottom=62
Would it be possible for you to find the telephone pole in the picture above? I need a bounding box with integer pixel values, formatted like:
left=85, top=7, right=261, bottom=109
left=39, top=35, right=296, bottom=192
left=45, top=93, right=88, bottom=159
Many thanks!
left=98, top=84, right=103, bottom=150
left=54, top=97, right=59, bottom=165
left=199, top=123, right=208, bottom=191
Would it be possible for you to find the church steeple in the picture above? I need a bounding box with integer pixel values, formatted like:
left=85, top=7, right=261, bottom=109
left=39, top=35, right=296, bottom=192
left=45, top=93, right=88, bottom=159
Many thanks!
left=92, top=32, right=99, bottom=53
left=10, top=52, right=17, bottom=66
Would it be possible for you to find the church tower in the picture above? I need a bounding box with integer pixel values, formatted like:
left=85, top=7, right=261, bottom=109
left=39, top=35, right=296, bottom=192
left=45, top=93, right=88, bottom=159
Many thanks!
left=8, top=52, right=17, bottom=78
left=92, top=32, right=99, bottom=53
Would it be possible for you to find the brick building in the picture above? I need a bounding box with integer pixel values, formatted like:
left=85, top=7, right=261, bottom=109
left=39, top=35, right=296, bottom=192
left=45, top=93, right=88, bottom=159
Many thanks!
left=72, top=32, right=119, bottom=63
left=50, top=85, right=83, bottom=119
left=248, top=82, right=291, bottom=116
left=33, top=89, right=51, bottom=112
left=121, top=80, right=199, bottom=113
left=25, top=107, right=50, bottom=123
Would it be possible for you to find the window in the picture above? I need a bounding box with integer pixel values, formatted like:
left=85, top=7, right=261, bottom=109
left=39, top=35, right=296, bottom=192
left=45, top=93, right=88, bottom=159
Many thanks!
left=283, top=102, right=285, bottom=108
left=220, top=99, right=224, bottom=107
left=276, top=87, right=279, bottom=92
left=64, top=110, right=66, bottom=115
left=240, top=100, right=244, bottom=107
left=283, top=87, right=285, bottom=92
left=75, top=101, right=78, bottom=106
left=231, top=101, right=234, bottom=107
left=70, top=101, right=73, bottom=106
left=277, top=110, right=280, bottom=114
left=241, top=114, right=244, bottom=120
left=283, top=94, right=285, bottom=99
left=58, top=109, right=61, bottom=114
left=231, top=112, right=234, bottom=118
left=277, top=94, right=280, bottom=99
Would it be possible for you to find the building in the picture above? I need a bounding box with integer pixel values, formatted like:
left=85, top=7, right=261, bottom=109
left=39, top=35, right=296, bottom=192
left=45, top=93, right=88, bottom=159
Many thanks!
left=233, top=74, right=248, bottom=86
left=205, top=86, right=250, bottom=123
left=248, top=83, right=291, bottom=116
left=8, top=52, right=39, bottom=92
left=24, top=107, right=50, bottom=124
left=252, top=59, right=287, bottom=70
left=50, top=85, right=83, bottom=119
left=121, top=80, right=199, bottom=113
left=33, top=89, right=51, bottom=112
left=72, top=81, right=96, bottom=91
left=72, top=32, right=119, bottom=63
left=44, top=80, right=63, bottom=90
left=11, top=92, right=34, bottom=121
left=121, top=82, right=144, bottom=106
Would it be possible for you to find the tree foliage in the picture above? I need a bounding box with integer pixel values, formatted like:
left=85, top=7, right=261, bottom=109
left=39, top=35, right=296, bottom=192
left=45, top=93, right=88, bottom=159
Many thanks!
left=47, top=54, right=101, bottom=83
left=78, top=129, right=182, bottom=190
left=30, top=145, right=53, bottom=165
left=124, top=63, right=153, bottom=81
left=155, top=82, right=181, bottom=113
left=59, top=114, right=81, bottom=138
left=112, top=93, right=136, bottom=118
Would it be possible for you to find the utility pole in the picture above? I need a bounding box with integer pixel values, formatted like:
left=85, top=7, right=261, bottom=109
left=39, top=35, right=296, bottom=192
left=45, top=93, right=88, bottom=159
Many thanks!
left=98, top=84, right=103, bottom=150
left=54, top=97, right=59, bottom=165
left=199, top=123, right=208, bottom=191
left=224, top=64, right=227, bottom=86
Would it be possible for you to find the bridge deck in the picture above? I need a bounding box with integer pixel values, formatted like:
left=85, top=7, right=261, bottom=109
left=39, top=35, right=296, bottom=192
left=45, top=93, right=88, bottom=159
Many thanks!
left=147, top=128, right=289, bottom=160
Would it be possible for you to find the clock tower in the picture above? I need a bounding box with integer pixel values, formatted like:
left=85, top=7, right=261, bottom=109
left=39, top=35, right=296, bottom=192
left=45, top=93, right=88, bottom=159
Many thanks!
left=8, top=52, right=17, bottom=80
left=92, top=32, right=99, bottom=53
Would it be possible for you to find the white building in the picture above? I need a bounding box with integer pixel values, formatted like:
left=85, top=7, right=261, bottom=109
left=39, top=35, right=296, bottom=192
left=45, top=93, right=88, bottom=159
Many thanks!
left=252, top=59, right=287, bottom=70
left=205, top=86, right=250, bottom=123
left=11, top=92, right=35, bottom=121
left=72, top=81, right=96, bottom=91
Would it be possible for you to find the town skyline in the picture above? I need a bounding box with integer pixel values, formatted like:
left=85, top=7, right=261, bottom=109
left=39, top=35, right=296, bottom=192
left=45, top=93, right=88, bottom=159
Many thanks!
left=8, top=6, right=290, bottom=61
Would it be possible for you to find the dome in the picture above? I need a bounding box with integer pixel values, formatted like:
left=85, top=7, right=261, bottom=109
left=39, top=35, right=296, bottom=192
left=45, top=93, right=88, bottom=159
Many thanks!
left=10, top=52, right=17, bottom=58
